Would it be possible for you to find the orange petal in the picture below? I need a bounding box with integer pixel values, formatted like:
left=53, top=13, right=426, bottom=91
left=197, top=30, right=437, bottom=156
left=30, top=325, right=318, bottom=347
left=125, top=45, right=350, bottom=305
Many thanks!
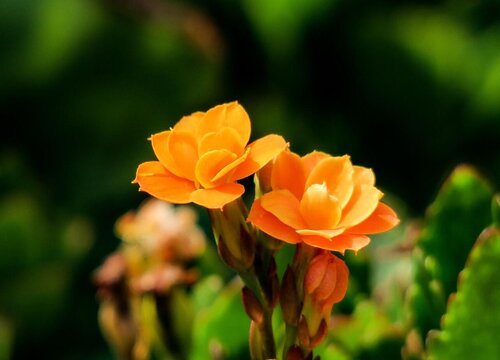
left=173, top=111, right=204, bottom=138
left=231, top=134, right=287, bottom=181
left=299, top=183, right=341, bottom=229
left=337, top=185, right=381, bottom=228
left=198, top=126, right=245, bottom=157
left=260, top=190, right=307, bottom=229
left=212, top=149, right=250, bottom=183
left=198, top=102, right=251, bottom=145
left=302, top=151, right=330, bottom=178
left=305, top=156, right=354, bottom=209
left=168, top=130, right=199, bottom=181
left=352, top=165, right=375, bottom=187
left=195, top=149, right=237, bottom=188
left=302, top=233, right=370, bottom=253
left=151, top=131, right=185, bottom=179
left=134, top=161, right=196, bottom=203
left=190, top=183, right=244, bottom=209
left=248, top=199, right=302, bottom=244
left=346, top=202, right=399, bottom=234
left=296, top=228, right=344, bottom=239
left=328, top=256, right=349, bottom=304
left=271, top=150, right=306, bottom=199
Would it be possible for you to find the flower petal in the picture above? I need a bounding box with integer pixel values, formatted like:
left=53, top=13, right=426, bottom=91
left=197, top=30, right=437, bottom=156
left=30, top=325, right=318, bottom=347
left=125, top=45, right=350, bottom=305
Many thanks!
left=173, top=111, right=204, bottom=137
left=353, top=165, right=375, bottom=187
left=300, top=183, right=341, bottom=229
left=134, top=161, right=196, bottom=203
left=198, top=126, right=245, bottom=157
left=151, top=131, right=185, bottom=178
left=198, top=102, right=251, bottom=145
left=195, top=149, right=237, bottom=188
left=302, top=151, right=330, bottom=178
left=302, top=233, right=370, bottom=253
left=260, top=190, right=307, bottom=229
left=337, top=185, right=381, bottom=228
left=190, top=183, right=245, bottom=209
left=346, top=202, right=399, bottom=234
left=271, top=150, right=306, bottom=199
left=168, top=130, right=199, bottom=181
left=231, top=134, right=287, bottom=181
left=305, top=156, right=354, bottom=209
left=248, top=199, right=302, bottom=244
left=296, top=228, right=344, bottom=239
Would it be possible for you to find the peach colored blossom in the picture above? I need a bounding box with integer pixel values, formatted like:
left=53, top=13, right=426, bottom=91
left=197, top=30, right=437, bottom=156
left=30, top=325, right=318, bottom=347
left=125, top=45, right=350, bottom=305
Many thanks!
left=248, top=149, right=399, bottom=253
left=134, top=102, right=287, bottom=209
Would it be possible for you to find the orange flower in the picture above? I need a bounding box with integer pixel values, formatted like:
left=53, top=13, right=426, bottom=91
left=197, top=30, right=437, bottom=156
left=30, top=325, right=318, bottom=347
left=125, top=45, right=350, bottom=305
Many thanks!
left=133, top=102, right=287, bottom=209
left=248, top=149, right=399, bottom=253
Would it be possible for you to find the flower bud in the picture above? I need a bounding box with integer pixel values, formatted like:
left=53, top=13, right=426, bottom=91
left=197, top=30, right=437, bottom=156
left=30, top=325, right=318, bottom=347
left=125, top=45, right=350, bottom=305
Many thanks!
left=242, top=286, right=264, bottom=324
left=299, top=251, right=348, bottom=348
left=209, top=199, right=255, bottom=272
left=280, top=266, right=301, bottom=326
left=286, top=345, right=313, bottom=360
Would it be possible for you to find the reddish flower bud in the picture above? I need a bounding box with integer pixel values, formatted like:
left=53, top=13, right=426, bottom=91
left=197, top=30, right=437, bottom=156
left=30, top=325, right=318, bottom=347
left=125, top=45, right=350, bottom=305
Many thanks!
left=242, top=286, right=264, bottom=324
left=300, top=251, right=348, bottom=347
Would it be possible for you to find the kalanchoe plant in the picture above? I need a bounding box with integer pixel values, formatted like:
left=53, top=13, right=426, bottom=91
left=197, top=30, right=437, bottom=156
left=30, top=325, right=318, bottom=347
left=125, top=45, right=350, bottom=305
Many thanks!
left=129, top=102, right=399, bottom=360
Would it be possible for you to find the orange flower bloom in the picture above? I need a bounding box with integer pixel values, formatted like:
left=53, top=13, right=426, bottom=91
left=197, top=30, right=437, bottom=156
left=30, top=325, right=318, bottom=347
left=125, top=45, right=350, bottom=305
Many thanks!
left=134, top=102, right=287, bottom=209
left=248, top=150, right=399, bottom=253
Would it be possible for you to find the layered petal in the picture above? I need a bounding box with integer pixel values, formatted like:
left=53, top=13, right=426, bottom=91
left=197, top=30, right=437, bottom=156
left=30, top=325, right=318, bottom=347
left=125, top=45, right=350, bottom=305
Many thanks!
left=346, top=202, right=399, bottom=234
left=337, top=185, right=381, bottom=228
left=260, top=189, right=307, bottom=229
left=151, top=131, right=184, bottom=178
left=198, top=102, right=251, bottom=145
left=296, top=228, right=344, bottom=239
left=302, top=151, right=330, bottom=179
left=134, top=161, right=196, bottom=203
left=190, top=183, right=245, bottom=209
left=173, top=112, right=204, bottom=137
left=352, top=165, right=375, bottom=187
left=247, top=199, right=302, bottom=244
left=271, top=150, right=306, bottom=199
left=195, top=149, right=238, bottom=188
left=231, top=134, right=287, bottom=181
left=168, top=130, right=199, bottom=181
left=302, top=233, right=370, bottom=253
left=299, top=183, right=341, bottom=229
left=305, top=156, right=354, bottom=209
left=198, top=126, right=245, bottom=157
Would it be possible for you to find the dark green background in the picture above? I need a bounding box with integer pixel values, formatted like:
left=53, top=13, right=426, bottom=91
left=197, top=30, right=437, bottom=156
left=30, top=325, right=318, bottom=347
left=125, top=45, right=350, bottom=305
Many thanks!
left=0, top=0, right=499, bottom=358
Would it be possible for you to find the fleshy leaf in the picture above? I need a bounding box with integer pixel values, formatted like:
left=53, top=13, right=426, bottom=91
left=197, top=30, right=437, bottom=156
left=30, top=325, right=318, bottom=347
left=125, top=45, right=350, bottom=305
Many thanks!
left=407, top=165, right=493, bottom=339
left=427, top=226, right=500, bottom=360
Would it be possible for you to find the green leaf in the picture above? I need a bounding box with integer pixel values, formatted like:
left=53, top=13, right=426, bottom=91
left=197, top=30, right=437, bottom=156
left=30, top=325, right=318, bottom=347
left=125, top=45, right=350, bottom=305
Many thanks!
left=190, top=278, right=250, bottom=360
left=419, top=165, right=492, bottom=295
left=427, top=226, right=500, bottom=360
left=407, top=165, right=493, bottom=337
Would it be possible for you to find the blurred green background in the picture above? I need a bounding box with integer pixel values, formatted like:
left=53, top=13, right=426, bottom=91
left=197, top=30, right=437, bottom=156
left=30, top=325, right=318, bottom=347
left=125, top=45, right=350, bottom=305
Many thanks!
left=1, top=0, right=499, bottom=359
